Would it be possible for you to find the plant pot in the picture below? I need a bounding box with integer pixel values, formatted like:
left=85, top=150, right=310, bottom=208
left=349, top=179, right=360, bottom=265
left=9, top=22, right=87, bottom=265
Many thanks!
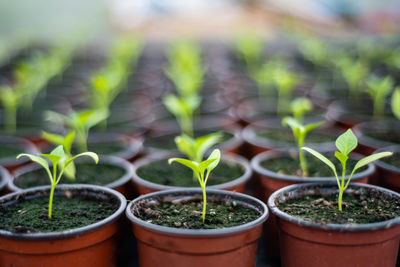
left=353, top=120, right=400, bottom=155
left=125, top=188, right=268, bottom=267
left=8, top=155, right=134, bottom=197
left=0, top=135, right=39, bottom=172
left=0, top=184, right=126, bottom=267
left=374, top=145, right=400, bottom=192
left=268, top=183, right=400, bottom=267
left=251, top=150, right=374, bottom=260
left=131, top=152, right=252, bottom=195
left=0, top=166, right=10, bottom=195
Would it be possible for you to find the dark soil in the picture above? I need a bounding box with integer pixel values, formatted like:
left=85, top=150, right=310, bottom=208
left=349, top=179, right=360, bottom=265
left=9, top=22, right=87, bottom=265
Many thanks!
left=133, top=194, right=259, bottom=229
left=137, top=159, right=244, bottom=187
left=364, top=131, right=400, bottom=144
left=0, top=144, right=25, bottom=159
left=381, top=152, right=400, bottom=168
left=256, top=128, right=334, bottom=144
left=15, top=163, right=126, bottom=189
left=144, top=131, right=234, bottom=150
left=0, top=195, right=118, bottom=233
left=278, top=188, right=400, bottom=224
left=261, top=154, right=367, bottom=177
left=72, top=143, right=127, bottom=155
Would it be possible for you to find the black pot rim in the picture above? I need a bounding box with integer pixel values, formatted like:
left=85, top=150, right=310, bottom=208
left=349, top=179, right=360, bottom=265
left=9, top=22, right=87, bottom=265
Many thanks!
left=0, top=184, right=126, bottom=240
left=132, top=151, right=252, bottom=191
left=353, top=120, right=400, bottom=149
left=268, top=182, right=400, bottom=231
left=8, top=155, right=134, bottom=192
left=125, top=188, right=268, bottom=236
left=375, top=145, right=400, bottom=173
left=251, top=150, right=375, bottom=182
left=0, top=165, right=10, bottom=191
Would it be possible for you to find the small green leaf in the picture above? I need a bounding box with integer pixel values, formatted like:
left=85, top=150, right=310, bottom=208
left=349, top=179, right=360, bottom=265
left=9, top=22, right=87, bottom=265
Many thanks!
left=334, top=151, right=348, bottom=166
left=66, top=152, right=99, bottom=167
left=352, top=151, right=393, bottom=174
left=304, top=120, right=325, bottom=134
left=63, top=131, right=76, bottom=155
left=302, top=147, right=338, bottom=177
left=206, top=149, right=221, bottom=173
left=16, top=153, right=52, bottom=183
left=168, top=158, right=199, bottom=174
left=195, top=133, right=222, bottom=162
left=335, top=129, right=357, bottom=156
left=198, top=158, right=217, bottom=175
left=42, top=131, right=64, bottom=146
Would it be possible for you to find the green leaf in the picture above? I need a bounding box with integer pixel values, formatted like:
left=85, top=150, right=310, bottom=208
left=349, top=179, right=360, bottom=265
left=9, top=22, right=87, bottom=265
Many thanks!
left=16, top=153, right=52, bottom=183
left=352, top=152, right=393, bottom=174
left=198, top=158, right=217, bottom=175
left=66, top=152, right=99, bottom=167
left=304, top=120, right=325, bottom=134
left=168, top=158, right=200, bottom=174
left=282, top=117, right=303, bottom=131
left=206, top=149, right=221, bottom=173
left=335, top=129, right=357, bottom=156
left=42, top=131, right=64, bottom=145
left=302, top=147, right=338, bottom=177
left=63, top=131, right=76, bottom=155
left=334, top=151, right=348, bottom=166
left=195, top=132, right=222, bottom=162
left=392, top=87, right=400, bottom=120
left=175, top=135, right=196, bottom=160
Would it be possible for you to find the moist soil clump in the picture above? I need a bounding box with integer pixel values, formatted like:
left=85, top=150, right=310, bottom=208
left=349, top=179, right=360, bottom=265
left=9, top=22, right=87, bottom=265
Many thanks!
left=278, top=188, right=400, bottom=224
left=0, top=195, right=118, bottom=233
left=137, top=160, right=244, bottom=187
left=15, top=163, right=126, bottom=189
left=256, top=128, right=333, bottom=144
left=133, top=194, right=259, bottom=229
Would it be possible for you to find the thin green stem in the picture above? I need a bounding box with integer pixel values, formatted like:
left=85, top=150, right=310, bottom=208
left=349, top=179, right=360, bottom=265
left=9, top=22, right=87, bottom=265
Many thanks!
left=298, top=134, right=308, bottom=176
left=338, top=188, right=344, bottom=212
left=201, top=183, right=207, bottom=223
left=338, top=161, right=346, bottom=211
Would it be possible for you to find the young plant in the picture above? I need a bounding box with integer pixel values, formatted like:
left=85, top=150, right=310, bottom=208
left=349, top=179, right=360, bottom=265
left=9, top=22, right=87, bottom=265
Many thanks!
left=163, top=94, right=201, bottom=137
left=335, top=56, right=369, bottom=98
left=169, top=149, right=221, bottom=223
left=234, top=32, right=265, bottom=74
left=298, top=36, right=329, bottom=67
left=42, top=131, right=76, bottom=180
left=272, top=66, right=301, bottom=115
left=392, top=87, right=400, bottom=120
left=302, top=129, right=392, bottom=211
left=282, top=117, right=325, bottom=176
left=366, top=75, right=394, bottom=118
left=251, top=59, right=282, bottom=98
left=16, top=145, right=98, bottom=219
left=46, top=109, right=109, bottom=152
left=175, top=132, right=222, bottom=163
left=0, top=86, right=21, bottom=133
left=290, top=97, right=313, bottom=123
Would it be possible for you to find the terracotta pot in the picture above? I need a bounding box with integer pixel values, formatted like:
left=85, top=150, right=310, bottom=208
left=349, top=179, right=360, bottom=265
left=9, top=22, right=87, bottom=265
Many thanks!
left=0, top=135, right=39, bottom=172
left=0, top=166, right=10, bottom=196
left=251, top=150, right=374, bottom=260
left=353, top=120, right=400, bottom=155
left=268, top=183, right=400, bottom=267
left=125, top=188, right=268, bottom=267
left=0, top=184, right=126, bottom=267
left=374, top=145, right=400, bottom=192
left=131, top=152, right=252, bottom=195
left=9, top=155, right=134, bottom=197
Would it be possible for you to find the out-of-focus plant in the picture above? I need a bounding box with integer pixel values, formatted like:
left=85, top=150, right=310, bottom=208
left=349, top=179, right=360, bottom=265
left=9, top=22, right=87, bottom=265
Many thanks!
left=272, top=65, right=301, bottom=115
left=290, top=97, right=313, bottom=123
left=234, top=32, right=265, bottom=74
left=298, top=36, right=330, bottom=67
left=384, top=47, right=400, bottom=70
left=365, top=75, right=394, bottom=118
left=175, top=132, right=222, bottom=163
left=251, top=59, right=282, bottom=98
left=392, top=87, right=400, bottom=120
left=335, top=55, right=369, bottom=98
left=0, top=86, right=21, bottom=133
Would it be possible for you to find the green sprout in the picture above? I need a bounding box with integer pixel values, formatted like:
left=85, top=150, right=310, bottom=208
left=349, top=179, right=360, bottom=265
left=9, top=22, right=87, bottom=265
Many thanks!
left=298, top=36, right=329, bottom=66
left=366, top=75, right=394, bottom=118
left=302, top=129, right=392, bottom=211
left=175, top=132, right=222, bottom=163
left=234, top=32, right=265, bottom=74
left=17, top=145, right=98, bottom=219
left=272, top=66, right=301, bottom=115
left=0, top=86, right=21, bottom=133
left=46, top=109, right=109, bottom=153
left=169, top=149, right=221, bottom=223
left=392, top=87, right=400, bottom=120
left=282, top=117, right=325, bottom=176
left=163, top=94, right=201, bottom=137
left=290, top=97, right=313, bottom=123
left=251, top=59, right=282, bottom=98
left=42, top=131, right=76, bottom=180
left=335, top=56, right=369, bottom=98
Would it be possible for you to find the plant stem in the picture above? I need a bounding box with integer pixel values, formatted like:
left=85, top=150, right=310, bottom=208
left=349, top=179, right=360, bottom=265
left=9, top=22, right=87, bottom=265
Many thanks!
left=338, top=161, right=346, bottom=212
left=298, top=136, right=308, bottom=176
left=48, top=184, right=55, bottom=219
left=338, top=188, right=343, bottom=212
left=201, top=184, right=207, bottom=223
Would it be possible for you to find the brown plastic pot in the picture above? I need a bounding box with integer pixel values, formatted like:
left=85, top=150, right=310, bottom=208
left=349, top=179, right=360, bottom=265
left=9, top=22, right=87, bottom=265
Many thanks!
left=374, top=145, right=400, bottom=192
left=8, top=155, right=134, bottom=197
left=0, top=184, right=126, bottom=267
left=268, top=183, right=400, bottom=267
left=125, top=188, right=268, bottom=267
left=131, top=152, right=252, bottom=195
left=0, top=166, right=10, bottom=196
left=0, top=135, right=39, bottom=172
left=251, top=150, right=374, bottom=260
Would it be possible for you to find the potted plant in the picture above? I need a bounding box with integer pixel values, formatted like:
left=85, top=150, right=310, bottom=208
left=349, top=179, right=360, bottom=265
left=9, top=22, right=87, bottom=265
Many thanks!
left=267, top=130, right=395, bottom=266
left=126, top=149, right=268, bottom=266
left=374, top=145, right=400, bottom=192
left=0, top=146, right=127, bottom=267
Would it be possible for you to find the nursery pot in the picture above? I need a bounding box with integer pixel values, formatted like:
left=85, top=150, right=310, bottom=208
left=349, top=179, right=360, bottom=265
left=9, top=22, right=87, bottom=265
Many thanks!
left=374, top=145, right=400, bottom=192
left=268, top=183, right=400, bottom=267
left=251, top=150, right=374, bottom=259
left=0, top=184, right=127, bottom=267
left=0, top=166, right=10, bottom=195
left=8, top=155, right=134, bottom=197
left=0, top=135, right=39, bottom=172
left=125, top=188, right=268, bottom=267
left=131, top=152, right=252, bottom=195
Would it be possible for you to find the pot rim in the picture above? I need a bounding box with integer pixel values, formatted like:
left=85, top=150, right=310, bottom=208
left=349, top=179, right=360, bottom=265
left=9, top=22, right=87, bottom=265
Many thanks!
left=353, top=120, right=400, bottom=149
left=0, top=165, right=10, bottom=191
left=8, top=155, right=134, bottom=192
left=132, top=152, right=252, bottom=191
left=268, top=182, right=400, bottom=231
left=374, top=145, right=400, bottom=173
left=251, top=150, right=375, bottom=182
left=125, top=188, right=268, bottom=236
left=0, top=184, right=126, bottom=240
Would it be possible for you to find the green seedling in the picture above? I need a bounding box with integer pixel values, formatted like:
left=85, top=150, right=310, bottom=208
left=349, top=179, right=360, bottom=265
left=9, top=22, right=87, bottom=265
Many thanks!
left=175, top=132, right=222, bottom=163
left=251, top=59, right=282, bottom=98
left=290, top=97, right=313, bottom=123
left=169, top=149, right=221, bottom=223
left=17, top=145, right=98, bottom=219
left=366, top=75, right=394, bottom=118
left=282, top=117, right=325, bottom=176
left=335, top=56, right=369, bottom=98
left=302, top=129, right=392, bottom=211
left=392, top=87, right=400, bottom=120
left=234, top=32, right=265, bottom=74
left=298, top=36, right=329, bottom=66
left=42, top=131, right=76, bottom=180
left=163, top=94, right=201, bottom=137
left=46, top=109, right=109, bottom=153
left=384, top=47, right=400, bottom=70
left=0, top=86, right=21, bottom=133
left=273, top=66, right=301, bottom=115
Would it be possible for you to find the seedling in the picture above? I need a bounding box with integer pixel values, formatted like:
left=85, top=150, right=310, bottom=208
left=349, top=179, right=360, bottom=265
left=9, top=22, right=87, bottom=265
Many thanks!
left=282, top=117, right=325, bottom=176
left=234, top=32, right=265, bottom=74
left=251, top=59, right=282, bottom=98
left=46, top=109, right=109, bottom=152
left=0, top=86, right=21, bottom=133
left=175, top=132, right=222, bottom=163
left=42, top=131, right=76, bottom=180
left=392, top=87, right=400, bottom=120
left=273, top=66, right=301, bottom=115
left=366, top=75, right=394, bottom=117
left=163, top=94, right=201, bottom=137
left=302, top=129, right=392, bottom=211
left=169, top=149, right=221, bottom=223
left=17, top=145, right=98, bottom=219
left=298, top=36, right=329, bottom=66
left=335, top=56, right=369, bottom=98
left=290, top=97, right=313, bottom=123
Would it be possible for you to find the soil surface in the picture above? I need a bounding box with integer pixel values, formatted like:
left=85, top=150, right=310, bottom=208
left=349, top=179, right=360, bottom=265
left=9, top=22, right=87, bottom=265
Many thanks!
left=256, top=128, right=333, bottom=144
left=133, top=194, right=259, bottom=229
left=72, top=143, right=127, bottom=155
left=278, top=188, right=400, bottom=224
left=137, top=159, right=244, bottom=187
left=0, top=195, right=118, bottom=233
left=261, top=154, right=367, bottom=177
left=0, top=143, right=25, bottom=159
left=15, top=163, right=126, bottom=188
